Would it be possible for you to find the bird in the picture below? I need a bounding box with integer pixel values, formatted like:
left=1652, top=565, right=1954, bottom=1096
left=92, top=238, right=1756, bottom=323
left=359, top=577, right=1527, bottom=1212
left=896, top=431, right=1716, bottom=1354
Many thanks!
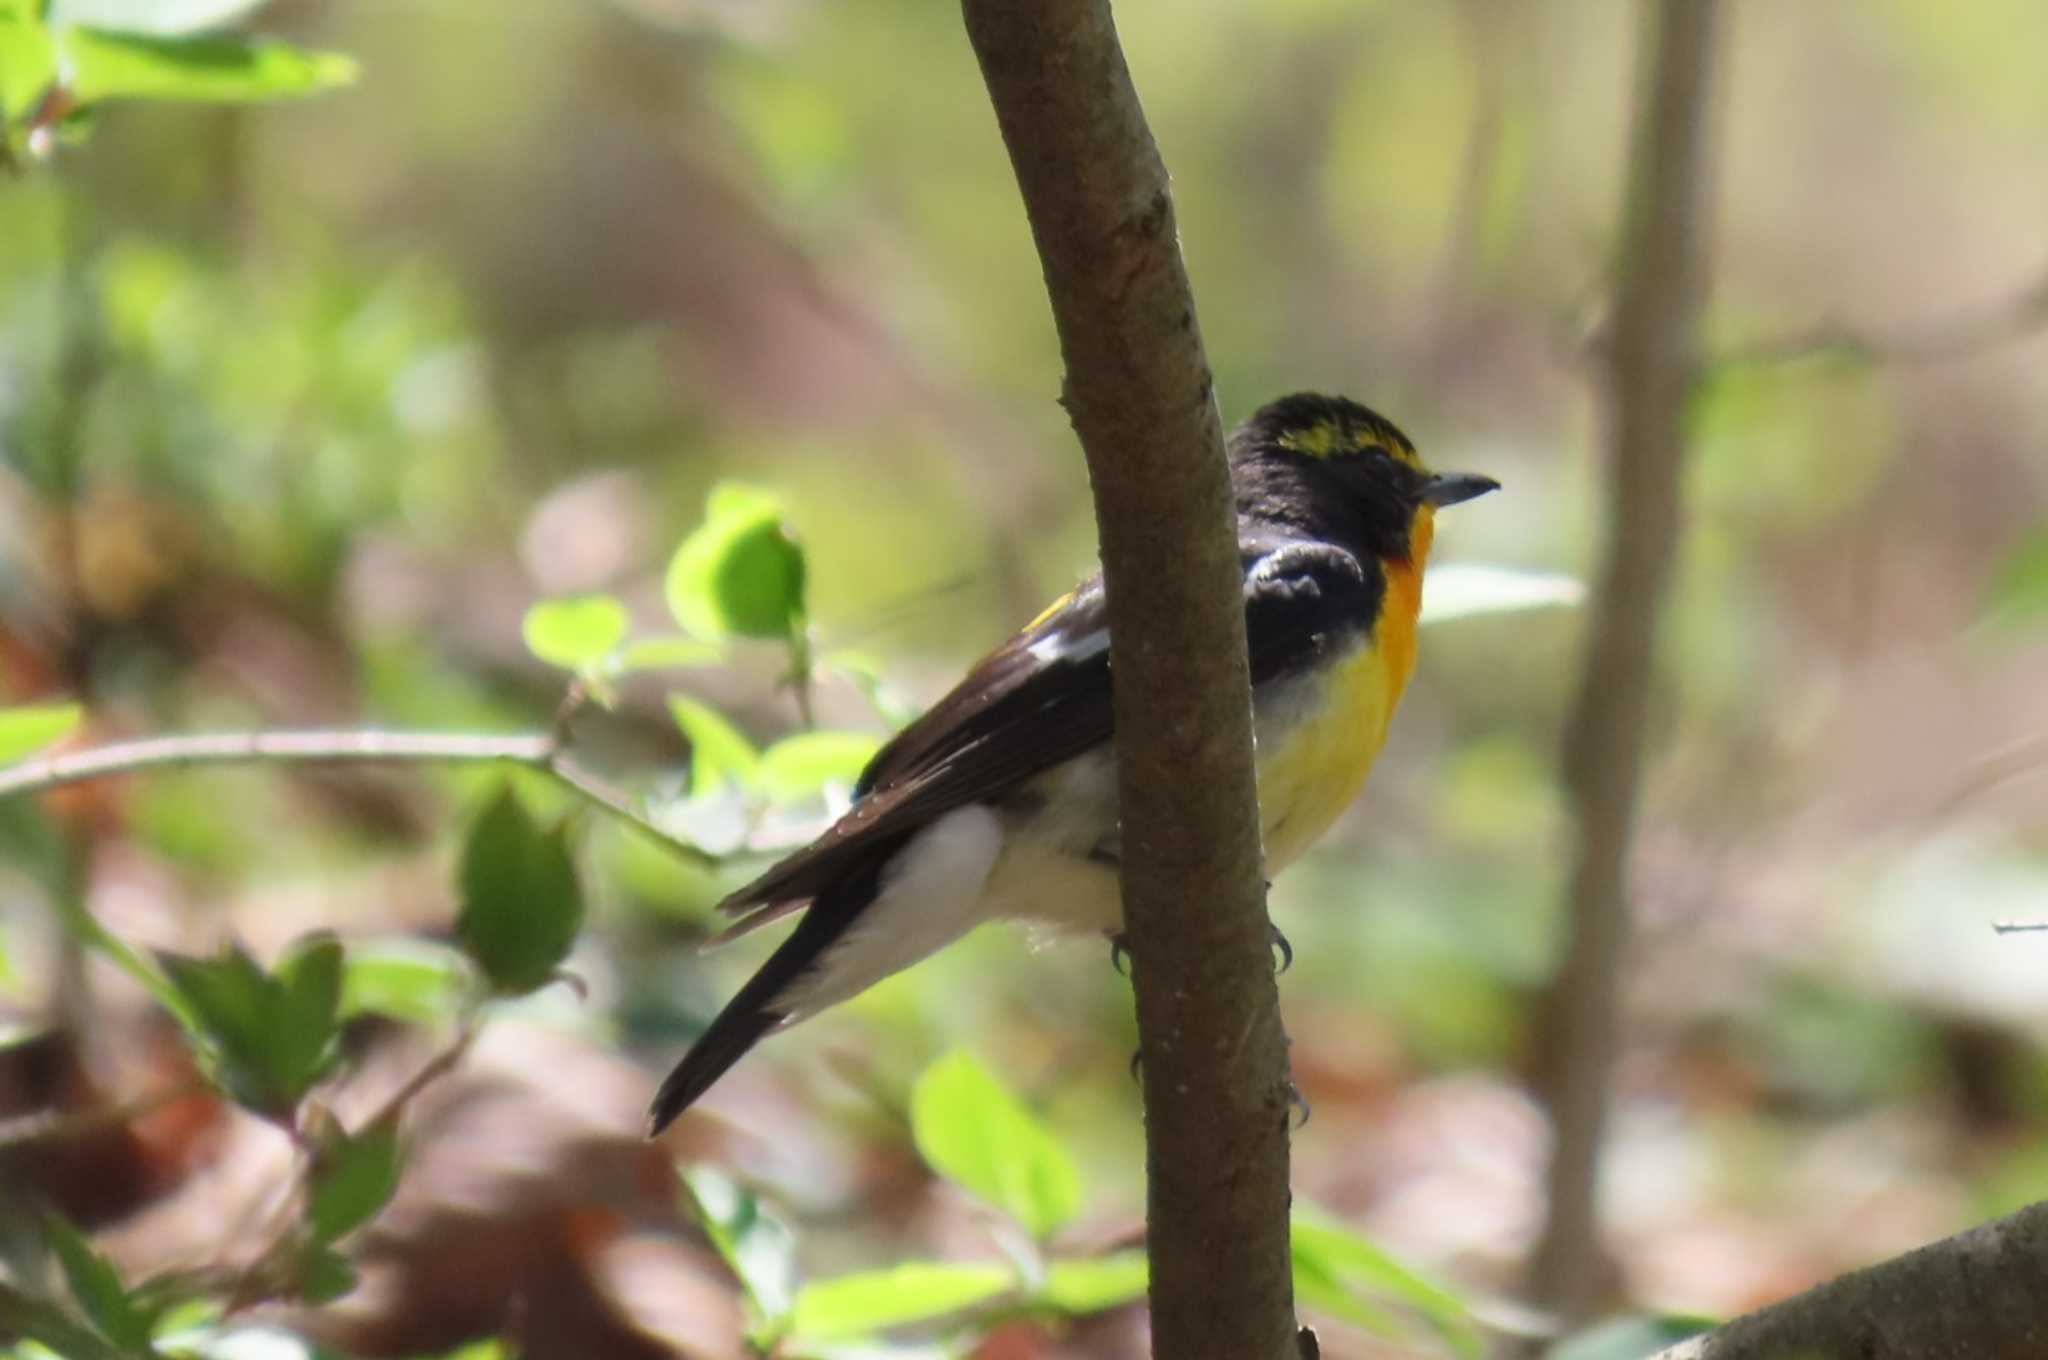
left=648, top=393, right=1498, bottom=1135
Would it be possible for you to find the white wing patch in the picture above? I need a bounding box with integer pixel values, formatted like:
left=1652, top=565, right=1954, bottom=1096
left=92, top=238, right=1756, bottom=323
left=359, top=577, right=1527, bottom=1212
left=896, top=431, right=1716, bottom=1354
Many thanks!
left=777, top=804, right=1004, bottom=1020
left=1027, top=626, right=1109, bottom=666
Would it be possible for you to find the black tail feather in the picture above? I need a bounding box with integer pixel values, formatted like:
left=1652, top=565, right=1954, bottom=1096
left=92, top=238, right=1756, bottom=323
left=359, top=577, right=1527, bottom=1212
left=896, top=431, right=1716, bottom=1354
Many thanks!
left=647, top=843, right=901, bottom=1136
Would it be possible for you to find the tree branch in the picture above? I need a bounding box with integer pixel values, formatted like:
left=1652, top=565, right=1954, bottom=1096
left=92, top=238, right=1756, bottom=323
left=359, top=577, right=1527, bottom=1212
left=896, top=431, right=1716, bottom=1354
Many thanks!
left=960, top=4, right=1295, bottom=1358
left=1712, top=263, right=2048, bottom=368
left=1651, top=1199, right=2048, bottom=1360
left=1529, top=0, right=1724, bottom=1326
left=0, top=727, right=719, bottom=866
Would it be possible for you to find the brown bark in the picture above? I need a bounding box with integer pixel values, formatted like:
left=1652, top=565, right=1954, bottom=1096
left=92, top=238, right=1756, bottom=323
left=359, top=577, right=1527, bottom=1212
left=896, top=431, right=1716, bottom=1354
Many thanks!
left=959, top=3, right=1298, bottom=1358
left=1651, top=1199, right=2048, bottom=1360
left=1529, top=0, right=1725, bottom=1324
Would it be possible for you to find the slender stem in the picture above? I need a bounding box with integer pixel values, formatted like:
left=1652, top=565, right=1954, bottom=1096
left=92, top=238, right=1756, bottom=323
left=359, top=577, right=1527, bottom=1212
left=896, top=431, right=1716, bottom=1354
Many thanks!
left=0, top=727, right=721, bottom=867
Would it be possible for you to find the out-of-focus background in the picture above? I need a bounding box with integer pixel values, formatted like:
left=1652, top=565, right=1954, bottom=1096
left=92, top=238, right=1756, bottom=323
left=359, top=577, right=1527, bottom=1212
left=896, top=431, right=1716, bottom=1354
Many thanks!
left=2, top=0, right=2046, bottom=1356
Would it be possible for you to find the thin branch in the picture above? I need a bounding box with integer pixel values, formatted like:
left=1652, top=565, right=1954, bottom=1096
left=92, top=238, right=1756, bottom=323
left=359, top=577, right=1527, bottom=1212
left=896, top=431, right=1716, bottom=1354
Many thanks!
left=1529, top=0, right=1725, bottom=1328
left=1713, top=265, right=2048, bottom=369
left=1651, top=1199, right=2048, bottom=1360
left=961, top=2, right=1294, bottom=1358
left=0, top=1080, right=210, bottom=1150
left=0, top=727, right=721, bottom=867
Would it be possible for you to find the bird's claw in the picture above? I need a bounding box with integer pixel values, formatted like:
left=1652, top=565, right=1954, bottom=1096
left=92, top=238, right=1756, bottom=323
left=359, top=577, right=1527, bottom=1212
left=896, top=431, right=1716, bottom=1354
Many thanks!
left=1269, top=922, right=1294, bottom=974
left=1285, top=1080, right=1311, bottom=1130
left=1109, top=932, right=1132, bottom=977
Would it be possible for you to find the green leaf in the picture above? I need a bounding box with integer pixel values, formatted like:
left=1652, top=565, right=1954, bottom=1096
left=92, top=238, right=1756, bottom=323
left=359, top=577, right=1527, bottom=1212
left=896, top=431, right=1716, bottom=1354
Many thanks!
left=48, top=0, right=270, bottom=35
left=685, top=1166, right=797, bottom=1327
left=613, top=635, right=722, bottom=674
left=668, top=695, right=761, bottom=798
left=665, top=483, right=807, bottom=641
left=0, top=14, right=57, bottom=121
left=1291, top=1214, right=1481, bottom=1358
left=1982, top=526, right=2048, bottom=631
left=758, top=730, right=881, bottom=802
left=1550, top=1314, right=1717, bottom=1360
left=909, top=1051, right=1081, bottom=1240
left=44, top=1214, right=150, bottom=1349
left=0, top=702, right=81, bottom=764
left=340, top=943, right=467, bottom=1023
left=60, top=28, right=356, bottom=105
left=296, top=1244, right=359, bottom=1304
left=522, top=594, right=629, bottom=672
left=789, top=1262, right=1013, bottom=1344
left=1038, top=1251, right=1148, bottom=1315
left=1420, top=564, right=1584, bottom=625
left=455, top=786, right=584, bottom=995
left=158, top=938, right=342, bottom=1116
left=307, top=1116, right=402, bottom=1243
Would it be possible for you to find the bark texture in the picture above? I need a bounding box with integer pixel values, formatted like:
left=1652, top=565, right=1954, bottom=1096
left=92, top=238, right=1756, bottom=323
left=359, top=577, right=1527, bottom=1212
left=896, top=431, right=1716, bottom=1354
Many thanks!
left=1529, top=0, right=1725, bottom=1323
left=1652, top=1199, right=2048, bottom=1360
left=960, top=3, right=1297, bottom=1357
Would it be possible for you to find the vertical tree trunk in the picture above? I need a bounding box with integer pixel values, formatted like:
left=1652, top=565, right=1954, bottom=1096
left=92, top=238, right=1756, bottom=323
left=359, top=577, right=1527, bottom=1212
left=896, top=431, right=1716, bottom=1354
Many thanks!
left=1529, top=0, right=1725, bottom=1325
left=961, top=3, right=1300, bottom=1357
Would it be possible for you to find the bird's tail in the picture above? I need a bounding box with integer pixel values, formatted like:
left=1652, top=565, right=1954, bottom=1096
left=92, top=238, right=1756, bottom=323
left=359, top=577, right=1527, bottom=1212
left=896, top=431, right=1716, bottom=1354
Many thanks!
left=647, top=846, right=895, bottom=1136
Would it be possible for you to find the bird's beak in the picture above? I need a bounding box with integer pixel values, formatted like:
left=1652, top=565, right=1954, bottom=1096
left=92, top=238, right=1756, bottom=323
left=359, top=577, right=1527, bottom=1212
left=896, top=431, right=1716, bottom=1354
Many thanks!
left=1421, top=472, right=1501, bottom=508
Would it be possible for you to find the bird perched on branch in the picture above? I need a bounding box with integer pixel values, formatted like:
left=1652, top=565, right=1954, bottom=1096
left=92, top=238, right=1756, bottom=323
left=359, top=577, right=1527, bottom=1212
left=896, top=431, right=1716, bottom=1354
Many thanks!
left=649, top=393, right=1497, bottom=1134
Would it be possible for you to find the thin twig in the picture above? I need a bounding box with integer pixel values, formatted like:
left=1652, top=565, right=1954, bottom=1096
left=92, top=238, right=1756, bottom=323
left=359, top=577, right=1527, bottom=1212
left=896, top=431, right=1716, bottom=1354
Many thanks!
left=0, top=726, right=722, bottom=867
left=1712, top=266, right=2048, bottom=369
left=0, top=1080, right=211, bottom=1150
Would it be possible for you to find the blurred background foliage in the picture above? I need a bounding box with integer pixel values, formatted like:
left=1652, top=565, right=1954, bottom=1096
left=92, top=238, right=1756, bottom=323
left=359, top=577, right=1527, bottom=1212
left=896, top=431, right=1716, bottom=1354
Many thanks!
left=1, top=0, right=2046, bottom=1356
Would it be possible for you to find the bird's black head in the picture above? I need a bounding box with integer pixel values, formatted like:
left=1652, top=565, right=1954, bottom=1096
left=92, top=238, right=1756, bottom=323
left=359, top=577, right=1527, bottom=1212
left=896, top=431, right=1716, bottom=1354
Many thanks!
left=1226, top=393, right=1497, bottom=562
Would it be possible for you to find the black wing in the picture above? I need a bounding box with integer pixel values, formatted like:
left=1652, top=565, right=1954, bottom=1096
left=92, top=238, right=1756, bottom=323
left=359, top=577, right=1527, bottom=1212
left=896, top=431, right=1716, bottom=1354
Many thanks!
left=713, top=535, right=1380, bottom=920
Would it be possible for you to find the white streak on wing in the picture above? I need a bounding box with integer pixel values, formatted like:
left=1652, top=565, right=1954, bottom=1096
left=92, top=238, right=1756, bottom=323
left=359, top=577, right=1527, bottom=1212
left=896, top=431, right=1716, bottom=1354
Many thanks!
left=1027, top=627, right=1109, bottom=665
left=777, top=804, right=1004, bottom=1020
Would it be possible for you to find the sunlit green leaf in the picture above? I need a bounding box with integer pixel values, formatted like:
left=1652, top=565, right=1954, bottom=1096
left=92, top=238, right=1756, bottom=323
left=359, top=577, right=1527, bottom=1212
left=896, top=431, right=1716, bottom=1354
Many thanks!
left=0, top=702, right=81, bottom=764
left=340, top=942, right=467, bottom=1023
left=1982, top=526, right=2048, bottom=632
left=1038, top=1251, right=1148, bottom=1315
left=0, top=13, right=57, bottom=121
left=669, top=695, right=761, bottom=798
left=666, top=482, right=807, bottom=642
left=685, top=1166, right=797, bottom=1327
left=789, top=1261, right=1013, bottom=1344
left=909, top=1051, right=1081, bottom=1240
left=1420, top=564, right=1583, bottom=625
left=758, top=730, right=881, bottom=802
left=61, top=28, right=356, bottom=105
left=307, top=1115, right=402, bottom=1243
left=522, top=594, right=628, bottom=672
left=45, top=1214, right=151, bottom=1350
left=1550, top=1314, right=1717, bottom=1360
left=456, top=786, right=584, bottom=995
left=1291, top=1214, right=1480, bottom=1358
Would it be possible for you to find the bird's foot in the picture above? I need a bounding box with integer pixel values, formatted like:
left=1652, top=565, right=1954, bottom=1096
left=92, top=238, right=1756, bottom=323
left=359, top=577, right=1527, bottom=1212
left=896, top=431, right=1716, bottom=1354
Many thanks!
left=1268, top=921, right=1294, bottom=974
left=1108, top=931, right=1132, bottom=977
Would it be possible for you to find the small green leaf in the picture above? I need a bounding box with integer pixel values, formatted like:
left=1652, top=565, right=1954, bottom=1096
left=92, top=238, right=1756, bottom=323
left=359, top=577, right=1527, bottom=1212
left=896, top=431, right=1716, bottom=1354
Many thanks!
left=340, top=943, right=467, bottom=1023
left=455, top=786, right=584, bottom=995
left=1291, top=1214, right=1481, bottom=1359
left=307, top=1116, right=402, bottom=1243
left=0, top=13, right=57, bottom=121
left=158, top=939, right=341, bottom=1117
left=1550, top=1314, right=1718, bottom=1360
left=296, top=1244, right=359, bottom=1304
left=909, top=1051, right=1081, bottom=1240
left=758, top=730, right=881, bottom=802
left=1420, top=564, right=1584, bottom=625
left=789, top=1262, right=1013, bottom=1344
left=0, top=702, right=81, bottom=764
left=45, top=1214, right=150, bottom=1350
left=1982, top=526, right=2048, bottom=632
left=60, top=28, right=356, bottom=105
left=613, top=635, right=722, bottom=674
left=1038, top=1251, right=1149, bottom=1315
left=522, top=595, right=629, bottom=672
left=665, top=483, right=807, bottom=641
left=48, top=0, right=270, bottom=35
left=685, top=1166, right=797, bottom=1328
left=668, top=696, right=761, bottom=798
